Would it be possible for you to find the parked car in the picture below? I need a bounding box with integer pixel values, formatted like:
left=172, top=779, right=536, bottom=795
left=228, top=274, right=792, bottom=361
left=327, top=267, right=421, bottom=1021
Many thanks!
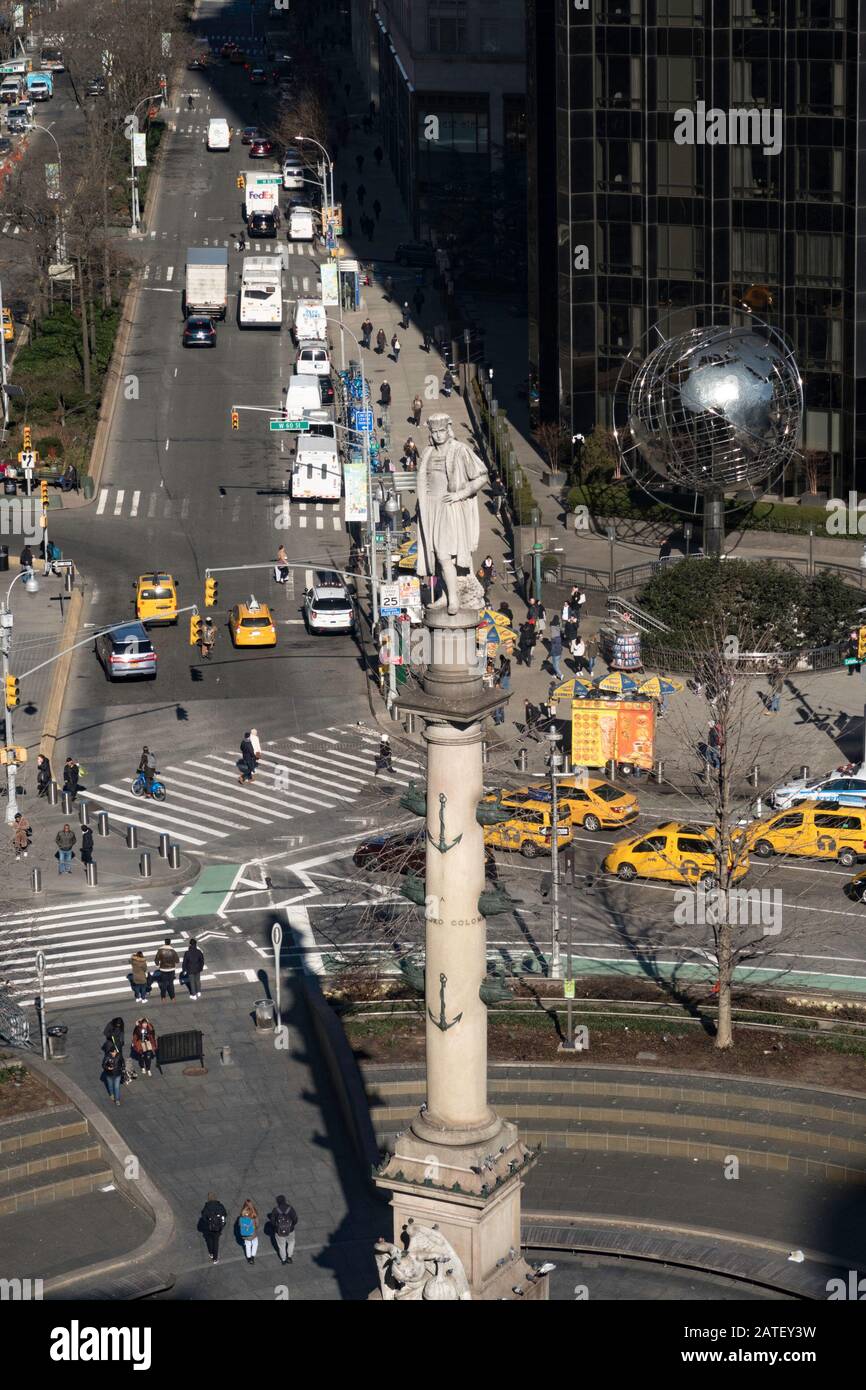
left=182, top=314, right=217, bottom=347
left=771, top=767, right=866, bottom=810
left=187, top=57, right=207, bottom=71
left=95, top=620, right=157, bottom=681
left=393, top=240, right=436, bottom=268
left=249, top=67, right=267, bottom=84
left=85, top=76, right=106, bottom=96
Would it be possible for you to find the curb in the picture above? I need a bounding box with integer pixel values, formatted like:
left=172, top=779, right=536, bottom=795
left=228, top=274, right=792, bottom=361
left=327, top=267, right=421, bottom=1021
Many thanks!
left=0, top=847, right=201, bottom=906
left=23, top=1053, right=176, bottom=1298
left=38, top=587, right=82, bottom=762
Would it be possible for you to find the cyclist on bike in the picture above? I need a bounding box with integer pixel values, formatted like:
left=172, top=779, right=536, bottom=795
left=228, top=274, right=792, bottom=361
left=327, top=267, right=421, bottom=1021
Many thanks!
left=137, top=746, right=157, bottom=797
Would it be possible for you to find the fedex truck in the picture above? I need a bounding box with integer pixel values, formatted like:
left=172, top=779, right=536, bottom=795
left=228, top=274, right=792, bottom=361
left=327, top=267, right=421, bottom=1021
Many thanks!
left=239, top=256, right=283, bottom=328
left=244, top=172, right=281, bottom=237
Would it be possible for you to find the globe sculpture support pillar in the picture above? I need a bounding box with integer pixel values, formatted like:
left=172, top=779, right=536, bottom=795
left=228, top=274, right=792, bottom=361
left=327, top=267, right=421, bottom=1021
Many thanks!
left=704, top=492, right=724, bottom=558
left=372, top=415, right=543, bottom=1301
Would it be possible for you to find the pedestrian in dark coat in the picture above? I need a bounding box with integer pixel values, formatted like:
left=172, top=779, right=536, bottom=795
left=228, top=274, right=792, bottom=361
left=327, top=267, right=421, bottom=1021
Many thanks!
left=517, top=620, right=536, bottom=668
left=202, top=1193, right=228, bottom=1263
left=372, top=198, right=381, bottom=222
left=360, top=318, right=373, bottom=348
left=154, top=938, right=180, bottom=1002
left=182, top=938, right=205, bottom=1000
left=131, top=1017, right=157, bottom=1076
left=356, top=183, right=366, bottom=206
left=102, top=1045, right=123, bottom=1106
left=239, top=732, right=257, bottom=783
left=376, top=328, right=386, bottom=354
left=380, top=380, right=391, bottom=407
left=130, top=950, right=149, bottom=1002
left=80, top=824, right=94, bottom=867
left=36, top=753, right=52, bottom=797
left=103, top=1017, right=125, bottom=1058
left=62, top=757, right=80, bottom=800
left=373, top=144, right=383, bottom=166
left=269, top=1196, right=299, bottom=1264
left=19, top=544, right=33, bottom=573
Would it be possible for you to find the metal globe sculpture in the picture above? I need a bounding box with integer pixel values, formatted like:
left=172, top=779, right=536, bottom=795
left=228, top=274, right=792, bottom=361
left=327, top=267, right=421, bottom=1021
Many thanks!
left=619, top=320, right=802, bottom=493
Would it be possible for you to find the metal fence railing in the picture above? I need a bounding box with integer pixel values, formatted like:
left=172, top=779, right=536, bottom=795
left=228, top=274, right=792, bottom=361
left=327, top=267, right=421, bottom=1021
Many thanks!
left=641, top=640, right=848, bottom=676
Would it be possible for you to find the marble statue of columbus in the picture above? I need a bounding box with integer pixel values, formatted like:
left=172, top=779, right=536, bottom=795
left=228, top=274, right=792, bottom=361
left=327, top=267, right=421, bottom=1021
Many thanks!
left=415, top=414, right=488, bottom=615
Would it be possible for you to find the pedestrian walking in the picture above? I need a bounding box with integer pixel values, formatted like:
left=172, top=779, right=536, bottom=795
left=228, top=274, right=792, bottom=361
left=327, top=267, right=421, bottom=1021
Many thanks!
left=202, top=1194, right=227, bottom=1263
left=570, top=633, right=587, bottom=673
left=569, top=586, right=587, bottom=625
left=360, top=317, right=373, bottom=348
left=131, top=1017, right=157, bottom=1076
left=490, top=474, right=506, bottom=518
left=400, top=300, right=410, bottom=329
left=584, top=632, right=597, bottom=678
left=374, top=735, right=393, bottom=776
left=249, top=728, right=262, bottom=769
left=374, top=144, right=383, bottom=166
left=403, top=438, right=419, bottom=469
left=385, top=274, right=394, bottom=300
left=239, top=732, right=257, bottom=783
left=412, top=394, right=423, bottom=426
left=476, top=555, right=495, bottom=599
left=239, top=1199, right=259, bottom=1264
left=80, top=823, right=94, bottom=868
left=36, top=753, right=52, bottom=798
left=102, top=1044, right=123, bottom=1106
left=372, top=198, right=381, bottom=222
left=391, top=334, right=401, bottom=362
left=380, top=380, right=391, bottom=407
left=535, top=599, right=547, bottom=637
left=200, top=616, right=217, bottom=658
left=376, top=327, right=387, bottom=354
left=182, top=938, right=205, bottom=1000
left=12, top=816, right=29, bottom=862
left=356, top=183, right=366, bottom=206
left=154, top=937, right=179, bottom=1003
left=498, top=653, right=512, bottom=692
left=766, top=664, right=784, bottom=714
left=422, top=326, right=432, bottom=352
left=441, top=367, right=454, bottom=397
left=562, top=603, right=578, bottom=647
left=62, top=757, right=80, bottom=801
left=517, top=620, right=536, bottom=668
left=130, top=950, right=149, bottom=1002
left=270, top=1195, right=299, bottom=1264
left=274, top=544, right=290, bottom=584
left=499, top=600, right=514, bottom=625
left=55, top=824, right=75, bottom=874
left=19, top=544, right=33, bottom=576
left=548, top=616, right=563, bottom=679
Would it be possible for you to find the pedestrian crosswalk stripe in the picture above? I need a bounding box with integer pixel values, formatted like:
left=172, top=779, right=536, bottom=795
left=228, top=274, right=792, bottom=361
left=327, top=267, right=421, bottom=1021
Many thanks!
left=0, top=895, right=192, bottom=1007
left=96, top=488, right=108, bottom=515
left=161, top=766, right=278, bottom=824
left=253, top=751, right=358, bottom=802
left=78, top=790, right=213, bottom=846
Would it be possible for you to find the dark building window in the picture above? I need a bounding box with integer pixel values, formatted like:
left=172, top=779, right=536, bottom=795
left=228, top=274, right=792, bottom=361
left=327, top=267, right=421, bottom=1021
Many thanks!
left=503, top=95, right=526, bottom=160
left=428, top=2, right=467, bottom=53
left=417, top=100, right=489, bottom=155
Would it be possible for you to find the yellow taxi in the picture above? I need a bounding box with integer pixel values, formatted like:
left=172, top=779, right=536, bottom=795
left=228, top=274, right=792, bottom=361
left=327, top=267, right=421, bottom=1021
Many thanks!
left=481, top=792, right=573, bottom=859
left=134, top=572, right=178, bottom=625
left=229, top=596, right=276, bottom=647
left=506, top=777, right=639, bottom=832
left=744, top=801, right=866, bottom=869
left=2, top=308, right=13, bottom=342
left=603, top=821, right=749, bottom=885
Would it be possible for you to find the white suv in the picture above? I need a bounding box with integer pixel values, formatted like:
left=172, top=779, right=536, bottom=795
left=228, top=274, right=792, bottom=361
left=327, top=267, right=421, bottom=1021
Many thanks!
left=303, top=572, right=354, bottom=634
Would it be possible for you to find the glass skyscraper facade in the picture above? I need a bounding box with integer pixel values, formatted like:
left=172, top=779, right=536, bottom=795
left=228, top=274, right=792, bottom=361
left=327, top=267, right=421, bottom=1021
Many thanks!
left=528, top=0, right=863, bottom=494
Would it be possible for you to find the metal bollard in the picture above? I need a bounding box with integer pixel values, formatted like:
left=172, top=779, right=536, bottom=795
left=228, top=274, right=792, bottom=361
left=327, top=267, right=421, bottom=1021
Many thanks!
left=561, top=753, right=572, bottom=775
left=799, top=765, right=809, bottom=779
left=749, top=764, right=760, bottom=788
left=654, top=759, right=664, bottom=784
left=97, top=809, right=109, bottom=837
left=406, top=712, right=416, bottom=734
left=139, top=850, right=152, bottom=878
left=126, top=824, right=138, bottom=849
left=78, top=800, right=89, bottom=827
left=168, top=843, right=180, bottom=870
left=220, top=1045, right=233, bottom=1066
left=158, top=831, right=171, bottom=859
left=481, top=741, right=488, bottom=766
left=606, top=759, right=617, bottom=780
left=61, top=791, right=72, bottom=815
left=31, top=866, right=42, bottom=894
left=518, top=748, right=527, bottom=772
left=48, top=781, right=59, bottom=806
left=85, top=861, right=97, bottom=887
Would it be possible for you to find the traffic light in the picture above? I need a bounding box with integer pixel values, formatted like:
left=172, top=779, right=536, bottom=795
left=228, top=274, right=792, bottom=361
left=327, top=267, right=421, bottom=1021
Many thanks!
left=1, top=746, right=26, bottom=764
left=858, top=626, right=866, bottom=661
left=189, top=613, right=203, bottom=646
left=204, top=577, right=218, bottom=607
left=22, top=426, right=31, bottom=451
left=231, top=409, right=240, bottom=431
left=40, top=479, right=49, bottom=509
left=5, top=675, right=20, bottom=709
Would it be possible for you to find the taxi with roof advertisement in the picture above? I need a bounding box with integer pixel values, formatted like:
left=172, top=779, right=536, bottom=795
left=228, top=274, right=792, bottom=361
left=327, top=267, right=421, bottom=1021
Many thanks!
left=228, top=595, right=277, bottom=647
left=480, top=790, right=573, bottom=859
left=504, top=776, right=639, bottom=832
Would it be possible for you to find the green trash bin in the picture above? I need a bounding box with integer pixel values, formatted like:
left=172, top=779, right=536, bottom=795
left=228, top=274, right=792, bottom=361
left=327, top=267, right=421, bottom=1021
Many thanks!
left=82, top=476, right=95, bottom=500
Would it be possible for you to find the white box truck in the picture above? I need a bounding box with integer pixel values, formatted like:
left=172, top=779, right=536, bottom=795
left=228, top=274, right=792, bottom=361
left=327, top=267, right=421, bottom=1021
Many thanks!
left=291, top=415, right=341, bottom=501
left=184, top=247, right=229, bottom=320
left=239, top=255, right=283, bottom=328
left=291, top=298, right=327, bottom=345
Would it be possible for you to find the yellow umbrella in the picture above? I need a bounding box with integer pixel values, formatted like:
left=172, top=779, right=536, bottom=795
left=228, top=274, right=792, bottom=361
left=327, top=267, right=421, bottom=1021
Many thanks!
left=638, top=675, right=684, bottom=697
left=597, top=671, right=640, bottom=694
left=478, top=607, right=513, bottom=631
left=551, top=676, right=596, bottom=700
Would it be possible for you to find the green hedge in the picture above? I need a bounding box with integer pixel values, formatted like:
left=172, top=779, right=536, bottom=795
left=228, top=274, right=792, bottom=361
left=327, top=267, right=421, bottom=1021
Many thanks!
left=566, top=482, right=838, bottom=539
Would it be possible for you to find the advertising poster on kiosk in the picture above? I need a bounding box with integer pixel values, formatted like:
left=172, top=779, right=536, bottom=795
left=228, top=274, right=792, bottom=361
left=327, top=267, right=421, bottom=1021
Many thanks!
left=571, top=699, right=655, bottom=770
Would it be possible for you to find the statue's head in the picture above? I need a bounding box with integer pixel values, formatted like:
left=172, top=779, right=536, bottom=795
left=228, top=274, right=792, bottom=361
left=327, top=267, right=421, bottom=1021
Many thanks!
left=428, top=413, right=451, bottom=447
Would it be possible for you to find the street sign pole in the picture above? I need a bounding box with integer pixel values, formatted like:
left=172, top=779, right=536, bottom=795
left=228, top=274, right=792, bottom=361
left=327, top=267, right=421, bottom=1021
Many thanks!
left=36, top=949, right=47, bottom=1060
left=271, top=921, right=282, bottom=1032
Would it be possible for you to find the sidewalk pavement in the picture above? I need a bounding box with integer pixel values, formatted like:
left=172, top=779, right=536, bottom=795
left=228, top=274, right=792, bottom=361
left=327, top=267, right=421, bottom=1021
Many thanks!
left=1, top=556, right=76, bottom=753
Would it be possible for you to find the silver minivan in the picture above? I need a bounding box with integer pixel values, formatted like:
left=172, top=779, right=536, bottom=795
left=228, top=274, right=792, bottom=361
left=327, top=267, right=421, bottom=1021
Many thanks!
left=95, top=621, right=157, bottom=681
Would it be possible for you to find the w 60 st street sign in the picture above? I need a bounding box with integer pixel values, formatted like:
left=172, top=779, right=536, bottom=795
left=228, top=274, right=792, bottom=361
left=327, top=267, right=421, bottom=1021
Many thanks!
left=269, top=419, right=309, bottom=432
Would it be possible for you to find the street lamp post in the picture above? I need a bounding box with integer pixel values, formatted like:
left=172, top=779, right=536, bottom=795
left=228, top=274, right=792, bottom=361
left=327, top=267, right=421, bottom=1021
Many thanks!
left=129, top=93, right=163, bottom=236
left=1, top=569, right=40, bottom=824
left=31, top=123, right=64, bottom=260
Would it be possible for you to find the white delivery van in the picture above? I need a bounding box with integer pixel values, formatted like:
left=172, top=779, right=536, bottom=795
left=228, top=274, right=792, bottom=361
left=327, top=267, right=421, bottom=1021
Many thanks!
left=207, top=118, right=231, bottom=150
left=296, top=341, right=331, bottom=377
left=291, top=426, right=341, bottom=501
left=288, top=205, right=315, bottom=241
left=0, top=77, right=23, bottom=104
left=285, top=373, right=323, bottom=415
left=291, top=298, right=327, bottom=345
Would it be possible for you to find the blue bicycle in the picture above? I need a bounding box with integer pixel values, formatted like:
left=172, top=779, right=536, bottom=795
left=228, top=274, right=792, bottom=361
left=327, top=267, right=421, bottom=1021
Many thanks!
left=131, top=772, right=166, bottom=801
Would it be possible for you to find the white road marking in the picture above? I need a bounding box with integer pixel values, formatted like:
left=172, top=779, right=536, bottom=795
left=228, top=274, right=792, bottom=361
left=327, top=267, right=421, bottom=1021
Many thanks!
left=286, top=905, right=324, bottom=976
left=113, top=490, right=124, bottom=516
left=166, top=265, right=174, bottom=281
left=147, top=493, right=157, bottom=518
left=130, top=490, right=140, bottom=517
left=96, top=488, right=108, bottom=515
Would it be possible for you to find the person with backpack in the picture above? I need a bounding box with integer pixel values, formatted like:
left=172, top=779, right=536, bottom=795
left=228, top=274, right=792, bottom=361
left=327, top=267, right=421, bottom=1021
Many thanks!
left=202, top=1193, right=227, bottom=1263
left=390, top=334, right=401, bottom=362
left=130, top=950, right=149, bottom=1002
left=182, top=938, right=205, bottom=1000
left=131, top=1017, right=157, bottom=1077
left=270, top=1195, right=299, bottom=1264
left=154, top=937, right=180, bottom=1002
left=102, top=1044, right=123, bottom=1106
left=239, top=1199, right=259, bottom=1264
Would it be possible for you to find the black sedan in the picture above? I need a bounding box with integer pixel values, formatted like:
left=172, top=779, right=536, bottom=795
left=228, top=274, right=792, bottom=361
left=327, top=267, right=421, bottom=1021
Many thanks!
left=249, top=137, right=275, bottom=158
left=182, top=315, right=216, bottom=348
